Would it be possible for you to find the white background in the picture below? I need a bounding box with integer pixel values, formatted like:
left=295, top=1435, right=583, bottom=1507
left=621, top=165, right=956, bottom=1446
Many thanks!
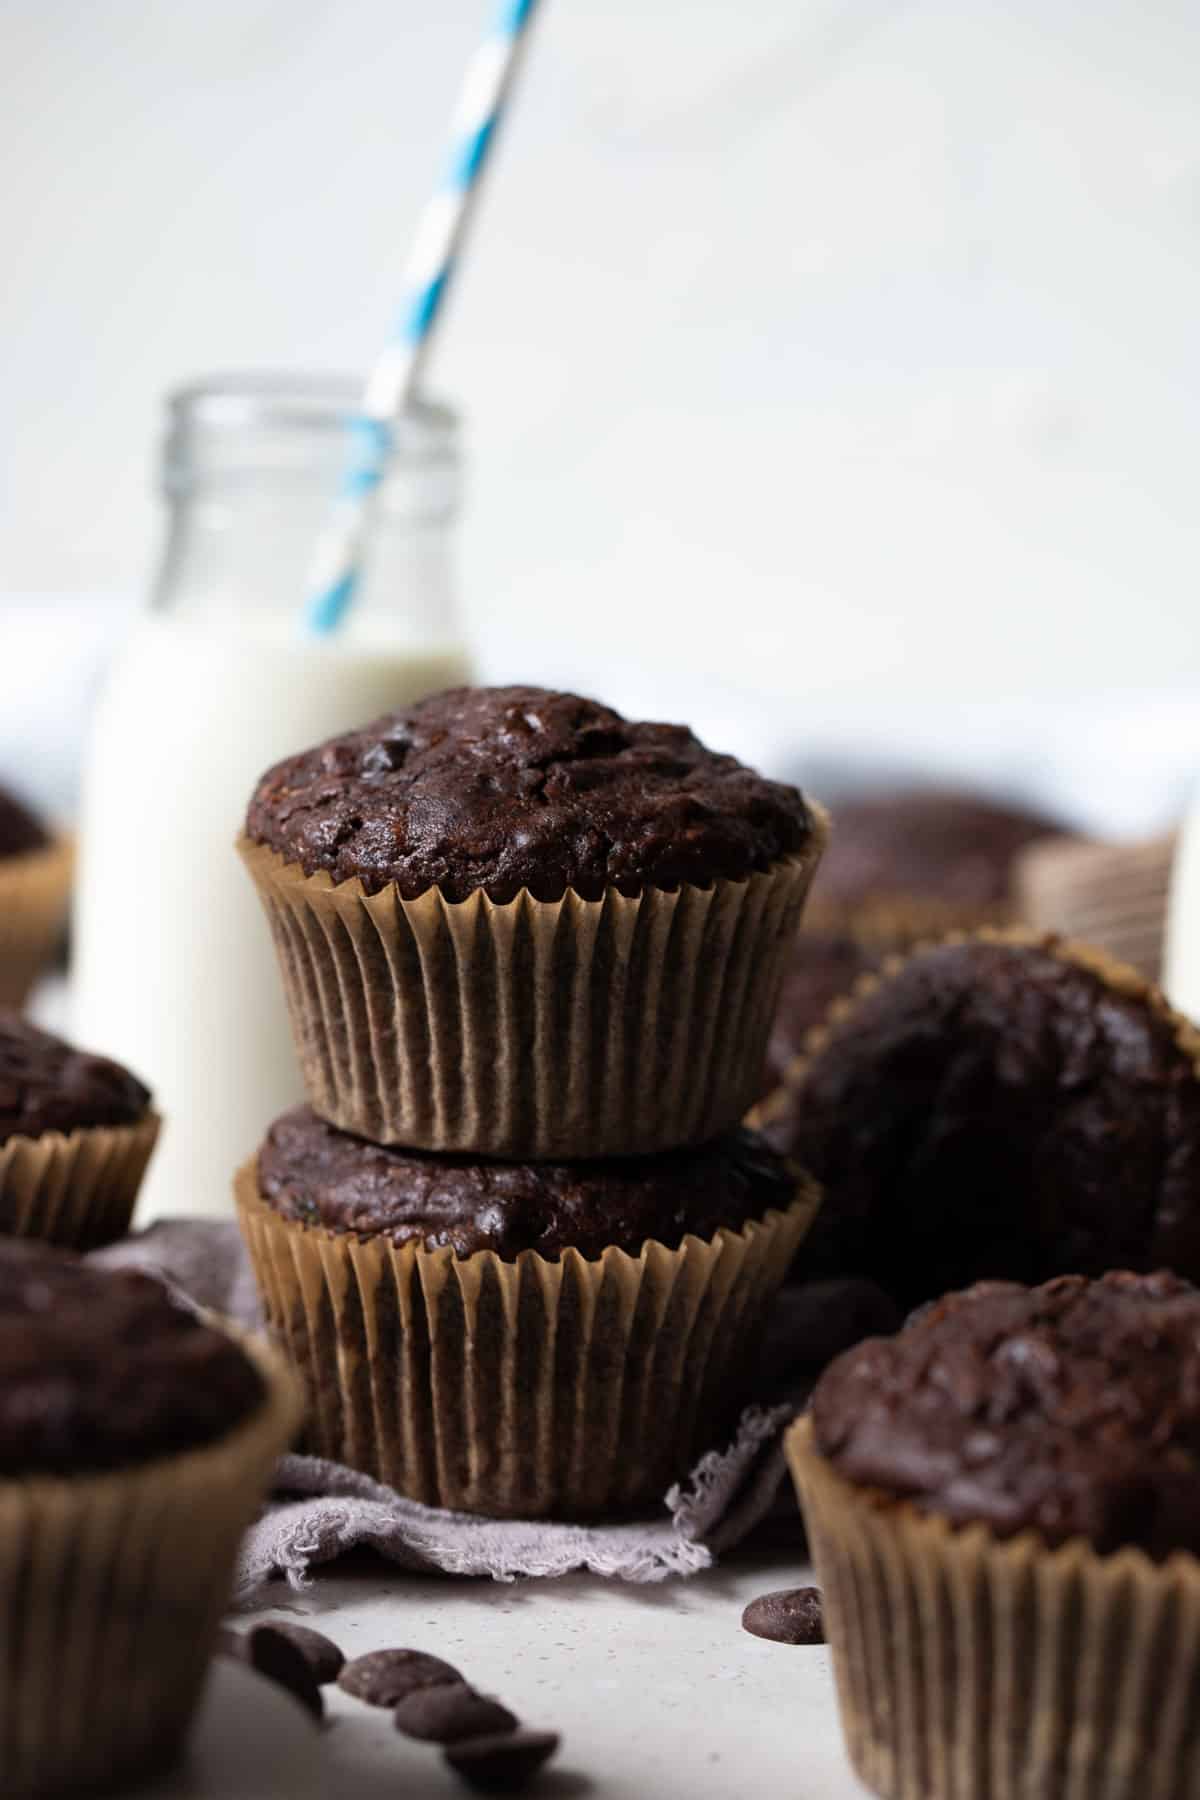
left=3, top=0, right=1200, bottom=816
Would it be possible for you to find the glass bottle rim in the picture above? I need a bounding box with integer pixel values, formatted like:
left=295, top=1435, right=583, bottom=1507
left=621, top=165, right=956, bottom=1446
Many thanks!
left=167, top=371, right=458, bottom=456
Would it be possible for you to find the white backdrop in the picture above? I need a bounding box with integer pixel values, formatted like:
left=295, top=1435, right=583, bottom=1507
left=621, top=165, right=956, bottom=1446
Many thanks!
left=2, top=0, right=1200, bottom=817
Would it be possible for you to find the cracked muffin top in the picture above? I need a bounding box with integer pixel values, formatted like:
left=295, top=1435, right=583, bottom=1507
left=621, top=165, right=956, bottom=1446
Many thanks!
left=244, top=685, right=817, bottom=904
left=811, top=1270, right=1200, bottom=1559
left=257, top=1104, right=801, bottom=1259
left=0, top=1239, right=264, bottom=1475
left=0, top=1012, right=151, bottom=1144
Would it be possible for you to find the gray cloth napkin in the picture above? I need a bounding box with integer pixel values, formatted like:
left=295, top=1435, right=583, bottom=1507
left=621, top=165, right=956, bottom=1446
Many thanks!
left=89, top=1221, right=807, bottom=1597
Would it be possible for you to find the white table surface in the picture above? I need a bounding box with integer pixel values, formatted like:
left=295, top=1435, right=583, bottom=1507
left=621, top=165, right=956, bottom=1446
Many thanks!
left=147, top=1554, right=868, bottom=1800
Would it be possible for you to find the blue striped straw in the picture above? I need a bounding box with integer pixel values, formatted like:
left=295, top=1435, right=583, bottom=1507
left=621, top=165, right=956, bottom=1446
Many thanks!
left=306, top=0, right=541, bottom=635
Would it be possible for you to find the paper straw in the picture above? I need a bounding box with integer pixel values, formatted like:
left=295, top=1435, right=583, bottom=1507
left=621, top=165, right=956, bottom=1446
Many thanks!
left=306, top=0, right=541, bottom=636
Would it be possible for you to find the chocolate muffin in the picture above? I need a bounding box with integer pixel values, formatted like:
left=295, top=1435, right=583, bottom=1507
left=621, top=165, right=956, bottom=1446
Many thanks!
left=0, top=1013, right=159, bottom=1249
left=237, top=1110, right=820, bottom=1518
left=0, top=1241, right=298, bottom=1798
left=240, top=686, right=828, bottom=1158
left=0, top=1012, right=150, bottom=1144
left=811, top=1270, right=1200, bottom=1558
left=0, top=786, right=71, bottom=1010
left=760, top=932, right=1200, bottom=1309
left=0, top=1239, right=264, bottom=1474
left=258, top=1104, right=798, bottom=1260
left=806, top=786, right=1065, bottom=943
left=788, top=1271, right=1200, bottom=1800
left=245, top=685, right=817, bottom=904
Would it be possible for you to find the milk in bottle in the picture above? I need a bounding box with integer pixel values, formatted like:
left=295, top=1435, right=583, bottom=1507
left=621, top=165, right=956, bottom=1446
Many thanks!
left=73, top=378, right=471, bottom=1217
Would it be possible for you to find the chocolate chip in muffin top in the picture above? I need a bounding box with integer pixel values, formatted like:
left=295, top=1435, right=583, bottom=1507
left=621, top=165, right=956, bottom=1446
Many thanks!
left=0, top=785, right=49, bottom=861
left=258, top=1105, right=799, bottom=1260
left=812, top=1270, right=1200, bottom=1559
left=0, top=1240, right=263, bottom=1475
left=762, top=936, right=1200, bottom=1309
left=0, top=1011, right=151, bottom=1144
left=245, top=685, right=815, bottom=903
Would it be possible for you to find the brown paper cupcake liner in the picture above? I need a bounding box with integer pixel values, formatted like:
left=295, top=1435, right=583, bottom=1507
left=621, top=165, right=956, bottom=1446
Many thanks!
left=0, top=837, right=73, bottom=1010
left=751, top=924, right=1200, bottom=1139
left=238, top=820, right=827, bottom=1159
left=0, top=1327, right=300, bottom=1799
left=1014, top=832, right=1176, bottom=983
left=0, top=1111, right=161, bottom=1251
left=236, top=1161, right=820, bottom=1519
left=787, top=1416, right=1200, bottom=1800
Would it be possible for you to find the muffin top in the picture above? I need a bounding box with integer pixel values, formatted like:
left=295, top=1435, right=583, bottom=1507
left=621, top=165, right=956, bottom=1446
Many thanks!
left=258, top=1105, right=799, bottom=1259
left=0, top=784, right=49, bottom=861
left=812, top=1271, right=1200, bottom=1559
left=762, top=936, right=1200, bottom=1310
left=0, top=1240, right=264, bottom=1475
left=760, top=930, right=878, bottom=1097
left=812, top=788, right=1063, bottom=917
left=0, top=1013, right=151, bottom=1144
left=245, top=685, right=815, bottom=903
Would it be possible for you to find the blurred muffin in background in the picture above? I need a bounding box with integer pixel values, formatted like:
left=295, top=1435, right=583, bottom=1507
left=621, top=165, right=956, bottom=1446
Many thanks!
left=804, top=785, right=1068, bottom=945
left=0, top=783, right=72, bottom=1009
left=759, top=785, right=1068, bottom=1099
left=1014, top=829, right=1176, bottom=984
left=758, top=929, right=1200, bottom=1313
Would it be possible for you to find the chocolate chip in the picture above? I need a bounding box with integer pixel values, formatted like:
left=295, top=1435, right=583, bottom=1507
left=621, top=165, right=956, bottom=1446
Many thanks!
left=218, top=1625, right=324, bottom=1719
left=338, top=1647, right=463, bottom=1707
left=444, top=1730, right=561, bottom=1791
left=395, top=1682, right=518, bottom=1744
left=741, top=1586, right=824, bottom=1645
left=263, top=1621, right=344, bottom=1685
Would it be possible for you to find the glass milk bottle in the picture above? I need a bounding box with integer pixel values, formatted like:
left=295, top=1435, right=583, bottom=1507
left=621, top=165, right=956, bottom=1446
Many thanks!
left=73, top=376, right=472, bottom=1218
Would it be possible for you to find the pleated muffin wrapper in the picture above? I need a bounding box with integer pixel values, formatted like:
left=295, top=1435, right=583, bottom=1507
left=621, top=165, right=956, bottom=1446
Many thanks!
left=0, top=837, right=73, bottom=1010
left=0, top=1111, right=161, bottom=1250
left=787, top=1416, right=1200, bottom=1800
left=236, top=1160, right=820, bottom=1519
left=1014, top=831, right=1177, bottom=985
left=237, top=818, right=827, bottom=1158
left=0, top=1326, right=301, bottom=1799
left=751, top=923, right=1200, bottom=1141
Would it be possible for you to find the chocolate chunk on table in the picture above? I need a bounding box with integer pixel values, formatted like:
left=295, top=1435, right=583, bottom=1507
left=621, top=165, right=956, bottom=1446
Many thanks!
left=338, top=1646, right=463, bottom=1707
left=395, top=1682, right=518, bottom=1744
left=444, top=1729, right=561, bottom=1792
left=741, top=1586, right=825, bottom=1645
left=218, top=1626, right=324, bottom=1719
left=262, top=1620, right=344, bottom=1685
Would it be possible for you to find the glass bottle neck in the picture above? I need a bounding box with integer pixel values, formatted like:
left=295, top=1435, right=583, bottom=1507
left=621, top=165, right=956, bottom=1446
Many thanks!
left=152, top=375, right=463, bottom=649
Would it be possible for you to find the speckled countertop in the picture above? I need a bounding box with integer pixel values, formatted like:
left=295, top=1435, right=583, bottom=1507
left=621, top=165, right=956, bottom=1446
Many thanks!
left=142, top=1555, right=867, bottom=1799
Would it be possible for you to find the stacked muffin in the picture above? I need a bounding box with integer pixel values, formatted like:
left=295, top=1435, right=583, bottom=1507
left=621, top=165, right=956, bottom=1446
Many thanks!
left=234, top=685, right=828, bottom=1517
